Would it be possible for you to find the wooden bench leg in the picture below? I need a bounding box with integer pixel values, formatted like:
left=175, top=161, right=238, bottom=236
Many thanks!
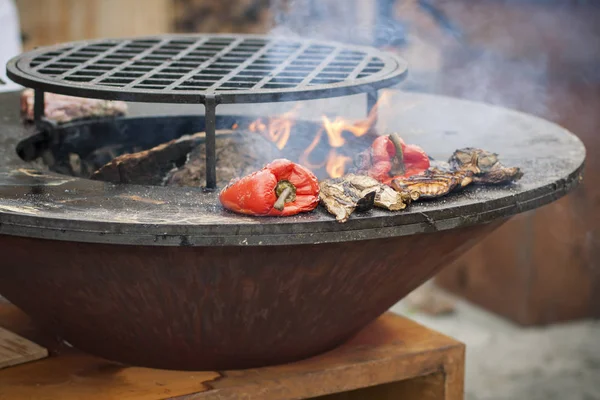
left=315, top=345, right=465, bottom=400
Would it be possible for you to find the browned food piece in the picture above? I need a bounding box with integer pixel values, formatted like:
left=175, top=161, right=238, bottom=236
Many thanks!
left=449, top=148, right=523, bottom=184
left=20, top=89, right=127, bottom=124
left=319, top=174, right=419, bottom=223
left=391, top=169, right=474, bottom=199
left=91, top=132, right=207, bottom=185
left=342, top=174, right=419, bottom=211
left=165, top=132, right=281, bottom=188
left=319, top=178, right=376, bottom=223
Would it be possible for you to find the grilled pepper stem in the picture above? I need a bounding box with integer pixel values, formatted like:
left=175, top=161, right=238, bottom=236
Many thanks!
left=274, top=180, right=297, bottom=211
left=389, top=133, right=405, bottom=175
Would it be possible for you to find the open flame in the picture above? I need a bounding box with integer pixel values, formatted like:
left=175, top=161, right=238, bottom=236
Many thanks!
left=248, top=106, right=299, bottom=150
left=325, top=149, right=352, bottom=179
left=246, top=93, right=389, bottom=178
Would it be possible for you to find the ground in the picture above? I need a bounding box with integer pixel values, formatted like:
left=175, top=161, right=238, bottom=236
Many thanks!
left=391, top=289, right=600, bottom=400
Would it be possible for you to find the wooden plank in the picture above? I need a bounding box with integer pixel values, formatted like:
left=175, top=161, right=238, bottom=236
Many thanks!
left=15, top=0, right=174, bottom=50
left=0, top=325, right=47, bottom=370
left=0, top=303, right=464, bottom=400
left=316, top=372, right=446, bottom=400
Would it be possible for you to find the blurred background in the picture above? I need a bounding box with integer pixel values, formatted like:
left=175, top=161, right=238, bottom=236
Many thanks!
left=4, top=1, right=600, bottom=399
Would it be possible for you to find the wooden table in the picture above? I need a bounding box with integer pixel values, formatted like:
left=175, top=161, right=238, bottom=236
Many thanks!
left=0, top=303, right=464, bottom=399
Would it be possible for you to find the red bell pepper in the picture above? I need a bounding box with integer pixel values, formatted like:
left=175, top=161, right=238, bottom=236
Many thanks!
left=219, top=159, right=320, bottom=216
left=366, top=133, right=430, bottom=184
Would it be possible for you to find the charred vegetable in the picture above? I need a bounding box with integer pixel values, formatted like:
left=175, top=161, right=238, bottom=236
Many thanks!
left=342, top=174, right=419, bottom=210
left=219, top=159, right=319, bottom=217
left=391, top=169, right=474, bottom=199
left=355, top=133, right=430, bottom=183
left=319, top=174, right=419, bottom=223
left=449, top=148, right=523, bottom=185
left=319, top=178, right=376, bottom=223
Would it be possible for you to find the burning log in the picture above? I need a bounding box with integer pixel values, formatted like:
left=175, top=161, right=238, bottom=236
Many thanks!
left=20, top=89, right=127, bottom=124
left=166, top=132, right=281, bottom=188
left=91, top=130, right=281, bottom=187
left=91, top=131, right=207, bottom=185
left=449, top=148, right=524, bottom=185
left=319, top=174, right=418, bottom=223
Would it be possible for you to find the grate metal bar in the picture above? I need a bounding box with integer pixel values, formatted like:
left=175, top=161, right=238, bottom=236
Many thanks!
left=87, top=39, right=171, bottom=85
left=297, top=47, right=343, bottom=88
left=164, top=38, right=246, bottom=92
left=57, top=41, right=133, bottom=80
left=204, top=40, right=283, bottom=92
left=7, top=34, right=407, bottom=104
left=32, top=44, right=88, bottom=72
left=347, top=56, right=378, bottom=81
left=251, top=41, right=313, bottom=90
left=123, top=37, right=213, bottom=89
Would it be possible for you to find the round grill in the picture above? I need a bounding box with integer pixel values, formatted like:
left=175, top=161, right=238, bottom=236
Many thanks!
left=6, top=34, right=407, bottom=104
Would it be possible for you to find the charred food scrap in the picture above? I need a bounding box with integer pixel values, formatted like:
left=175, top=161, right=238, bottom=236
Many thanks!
left=391, top=169, right=473, bottom=199
left=319, top=174, right=418, bottom=223
left=389, top=148, right=523, bottom=200
left=449, top=148, right=524, bottom=185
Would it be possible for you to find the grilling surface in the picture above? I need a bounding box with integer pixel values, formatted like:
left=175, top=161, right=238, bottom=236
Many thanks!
left=0, top=90, right=584, bottom=246
left=7, top=35, right=407, bottom=103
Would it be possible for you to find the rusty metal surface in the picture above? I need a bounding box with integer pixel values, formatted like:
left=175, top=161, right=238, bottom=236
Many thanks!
left=0, top=90, right=585, bottom=246
left=0, top=221, right=499, bottom=370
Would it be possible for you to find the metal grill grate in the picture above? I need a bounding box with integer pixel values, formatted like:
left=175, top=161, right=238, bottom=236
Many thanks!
left=7, top=34, right=407, bottom=104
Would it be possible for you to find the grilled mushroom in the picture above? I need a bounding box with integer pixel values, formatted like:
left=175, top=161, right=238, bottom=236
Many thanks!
left=449, top=148, right=523, bottom=184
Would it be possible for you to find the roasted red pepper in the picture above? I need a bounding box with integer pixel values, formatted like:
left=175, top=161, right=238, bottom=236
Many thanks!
left=219, top=159, right=320, bottom=216
left=366, top=133, right=430, bottom=184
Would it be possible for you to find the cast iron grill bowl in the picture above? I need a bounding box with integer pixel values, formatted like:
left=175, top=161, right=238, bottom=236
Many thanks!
left=0, top=35, right=585, bottom=370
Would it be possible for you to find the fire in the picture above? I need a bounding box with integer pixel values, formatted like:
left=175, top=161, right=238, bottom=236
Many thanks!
left=249, top=119, right=267, bottom=133
left=248, top=106, right=299, bottom=150
left=248, top=93, right=391, bottom=178
left=299, top=128, right=326, bottom=170
left=321, top=113, right=374, bottom=148
left=319, top=98, right=380, bottom=176
left=325, top=149, right=352, bottom=179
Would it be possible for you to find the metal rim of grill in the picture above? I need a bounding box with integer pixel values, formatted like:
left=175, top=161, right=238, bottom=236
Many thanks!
left=6, top=34, right=408, bottom=104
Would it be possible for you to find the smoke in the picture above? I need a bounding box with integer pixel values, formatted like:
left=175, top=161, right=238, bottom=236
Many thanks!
left=269, top=0, right=376, bottom=44
left=266, top=0, right=598, bottom=123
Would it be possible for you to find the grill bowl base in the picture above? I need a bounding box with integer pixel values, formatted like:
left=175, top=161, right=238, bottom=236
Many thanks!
left=0, top=221, right=501, bottom=370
